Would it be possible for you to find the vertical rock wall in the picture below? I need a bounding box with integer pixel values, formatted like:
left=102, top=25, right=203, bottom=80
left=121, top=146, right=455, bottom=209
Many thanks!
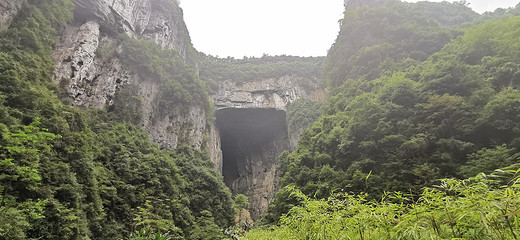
left=228, top=130, right=289, bottom=220
left=51, top=0, right=213, bottom=155
left=73, top=0, right=193, bottom=62
left=217, top=108, right=289, bottom=220
left=213, top=76, right=324, bottom=220
left=207, top=125, right=224, bottom=173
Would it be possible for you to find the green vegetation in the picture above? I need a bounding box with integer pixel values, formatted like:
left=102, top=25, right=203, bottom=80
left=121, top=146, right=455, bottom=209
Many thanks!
left=261, top=1, right=520, bottom=234
left=117, top=35, right=212, bottom=123
left=223, top=194, right=251, bottom=240
left=286, top=99, right=325, bottom=140
left=247, top=168, right=520, bottom=239
left=412, top=1, right=479, bottom=28
left=0, top=118, right=60, bottom=240
left=0, top=0, right=233, bottom=239
left=3, top=0, right=520, bottom=239
left=199, top=54, right=324, bottom=91
left=325, top=0, right=469, bottom=89
left=479, top=3, right=520, bottom=22
left=126, top=229, right=172, bottom=240
left=233, top=194, right=250, bottom=215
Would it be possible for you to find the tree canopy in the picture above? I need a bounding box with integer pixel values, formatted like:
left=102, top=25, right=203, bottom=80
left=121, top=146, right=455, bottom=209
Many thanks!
left=0, top=1, right=233, bottom=239
left=263, top=1, right=520, bottom=226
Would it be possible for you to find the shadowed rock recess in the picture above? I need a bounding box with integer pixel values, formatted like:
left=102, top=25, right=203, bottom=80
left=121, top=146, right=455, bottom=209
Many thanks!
left=216, top=108, right=290, bottom=219
left=209, top=71, right=323, bottom=219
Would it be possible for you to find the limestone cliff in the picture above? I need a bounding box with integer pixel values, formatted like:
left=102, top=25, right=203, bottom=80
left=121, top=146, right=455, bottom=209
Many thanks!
left=9, top=0, right=325, bottom=221
left=213, top=75, right=325, bottom=151
left=73, top=0, right=194, bottom=63
left=50, top=0, right=212, bottom=154
left=213, top=75, right=324, bottom=219
left=213, top=75, right=324, bottom=111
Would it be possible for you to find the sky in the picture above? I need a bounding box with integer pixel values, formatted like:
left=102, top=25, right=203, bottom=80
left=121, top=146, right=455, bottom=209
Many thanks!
left=180, top=0, right=519, bottom=58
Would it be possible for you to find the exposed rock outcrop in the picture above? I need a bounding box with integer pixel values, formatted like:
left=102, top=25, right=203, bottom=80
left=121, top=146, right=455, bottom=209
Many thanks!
left=229, top=131, right=289, bottom=220
left=50, top=0, right=325, bottom=221
left=213, top=76, right=323, bottom=219
left=51, top=0, right=209, bottom=153
left=207, top=125, right=224, bottom=173
left=0, top=0, right=26, bottom=30
left=73, top=0, right=193, bottom=62
left=213, top=75, right=324, bottom=111
left=217, top=108, right=289, bottom=220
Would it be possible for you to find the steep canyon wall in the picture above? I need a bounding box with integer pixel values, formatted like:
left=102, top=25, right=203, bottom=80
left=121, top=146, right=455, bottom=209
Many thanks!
left=49, top=0, right=213, bottom=153
left=212, top=76, right=324, bottom=219
left=1, top=0, right=325, bottom=220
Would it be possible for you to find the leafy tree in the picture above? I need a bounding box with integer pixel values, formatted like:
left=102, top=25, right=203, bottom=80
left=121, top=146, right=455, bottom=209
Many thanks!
left=461, top=145, right=520, bottom=177
left=233, top=194, right=250, bottom=215
left=267, top=6, right=520, bottom=224
left=0, top=118, right=59, bottom=240
left=0, top=0, right=234, bottom=239
left=126, top=229, right=172, bottom=240
left=189, top=210, right=225, bottom=240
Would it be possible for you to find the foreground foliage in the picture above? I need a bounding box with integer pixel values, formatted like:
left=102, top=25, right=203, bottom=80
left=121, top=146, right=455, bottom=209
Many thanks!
left=247, top=167, right=520, bottom=239
left=126, top=229, right=172, bottom=240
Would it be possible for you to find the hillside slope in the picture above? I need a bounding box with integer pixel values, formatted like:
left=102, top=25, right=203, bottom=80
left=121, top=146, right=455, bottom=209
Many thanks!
left=264, top=0, right=520, bottom=225
left=0, top=0, right=234, bottom=239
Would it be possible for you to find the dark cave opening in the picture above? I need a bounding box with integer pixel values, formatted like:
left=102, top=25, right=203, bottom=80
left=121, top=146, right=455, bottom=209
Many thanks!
left=216, top=108, right=288, bottom=187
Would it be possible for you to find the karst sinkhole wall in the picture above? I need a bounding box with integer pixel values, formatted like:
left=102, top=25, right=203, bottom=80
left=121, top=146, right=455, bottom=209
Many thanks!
left=215, top=108, right=290, bottom=219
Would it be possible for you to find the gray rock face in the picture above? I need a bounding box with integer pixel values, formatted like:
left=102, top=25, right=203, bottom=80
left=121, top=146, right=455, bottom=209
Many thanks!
left=52, top=1, right=208, bottom=152
left=52, top=21, right=123, bottom=108
left=213, top=76, right=323, bottom=220
left=207, top=125, right=223, bottom=173
left=0, top=0, right=26, bottom=30
left=216, top=108, right=290, bottom=220
left=229, top=131, right=289, bottom=220
left=73, top=0, right=192, bottom=62
left=212, top=75, right=324, bottom=111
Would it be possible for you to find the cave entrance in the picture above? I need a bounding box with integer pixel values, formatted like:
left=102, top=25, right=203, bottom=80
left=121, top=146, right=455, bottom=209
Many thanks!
left=215, top=108, right=288, bottom=187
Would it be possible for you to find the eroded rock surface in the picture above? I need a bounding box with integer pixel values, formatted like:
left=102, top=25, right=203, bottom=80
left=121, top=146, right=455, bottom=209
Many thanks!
left=52, top=0, right=208, bottom=153
left=213, top=75, right=324, bottom=111
left=212, top=74, right=323, bottom=220
left=217, top=109, right=289, bottom=220
left=73, top=0, right=193, bottom=62
left=0, top=0, right=26, bottom=30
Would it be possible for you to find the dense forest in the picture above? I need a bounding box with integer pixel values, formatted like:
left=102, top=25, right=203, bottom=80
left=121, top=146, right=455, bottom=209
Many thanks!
left=0, top=0, right=233, bottom=239
left=2, top=0, right=520, bottom=239
left=198, top=53, right=324, bottom=93
left=247, top=0, right=520, bottom=239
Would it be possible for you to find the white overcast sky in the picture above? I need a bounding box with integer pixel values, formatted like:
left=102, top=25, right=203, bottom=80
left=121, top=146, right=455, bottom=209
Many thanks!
left=180, top=0, right=519, bottom=58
